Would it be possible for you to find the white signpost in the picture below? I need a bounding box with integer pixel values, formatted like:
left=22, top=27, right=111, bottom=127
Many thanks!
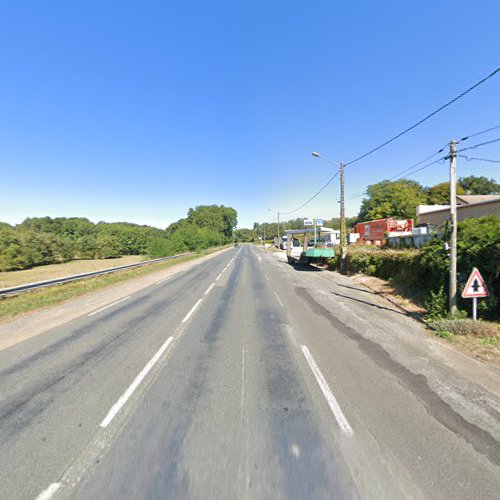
left=304, top=218, right=324, bottom=246
left=461, top=268, right=489, bottom=321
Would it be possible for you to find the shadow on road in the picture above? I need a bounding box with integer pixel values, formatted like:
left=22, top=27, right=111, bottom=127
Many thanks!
left=336, top=283, right=377, bottom=295
left=286, top=264, right=323, bottom=272
left=330, top=290, right=413, bottom=319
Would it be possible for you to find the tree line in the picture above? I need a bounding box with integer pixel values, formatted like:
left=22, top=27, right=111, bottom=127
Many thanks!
left=0, top=205, right=237, bottom=271
left=239, top=216, right=359, bottom=242
left=358, top=175, right=499, bottom=222
left=238, top=175, right=499, bottom=241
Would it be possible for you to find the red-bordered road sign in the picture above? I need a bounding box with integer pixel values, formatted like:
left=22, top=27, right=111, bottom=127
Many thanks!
left=462, top=268, right=489, bottom=298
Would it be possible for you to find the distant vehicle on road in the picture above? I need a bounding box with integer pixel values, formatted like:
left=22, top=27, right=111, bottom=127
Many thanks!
left=277, top=235, right=301, bottom=250
left=234, top=243, right=239, bottom=247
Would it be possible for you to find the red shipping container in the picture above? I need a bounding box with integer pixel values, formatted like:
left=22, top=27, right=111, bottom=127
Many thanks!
left=354, top=218, right=413, bottom=244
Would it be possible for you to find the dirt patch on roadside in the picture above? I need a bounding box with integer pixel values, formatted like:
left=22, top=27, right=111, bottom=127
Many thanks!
left=351, top=274, right=426, bottom=317
left=450, top=335, right=500, bottom=367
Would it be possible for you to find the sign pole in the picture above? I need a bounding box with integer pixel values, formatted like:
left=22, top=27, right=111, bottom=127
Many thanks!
left=461, top=267, right=489, bottom=320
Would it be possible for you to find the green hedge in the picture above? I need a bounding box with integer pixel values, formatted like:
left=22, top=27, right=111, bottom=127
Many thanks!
left=338, top=216, right=500, bottom=320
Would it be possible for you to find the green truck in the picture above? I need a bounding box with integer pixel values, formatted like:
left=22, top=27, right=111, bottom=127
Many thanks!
left=284, top=229, right=336, bottom=265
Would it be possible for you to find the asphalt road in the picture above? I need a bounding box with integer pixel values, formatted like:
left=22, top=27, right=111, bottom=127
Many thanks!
left=0, top=245, right=499, bottom=499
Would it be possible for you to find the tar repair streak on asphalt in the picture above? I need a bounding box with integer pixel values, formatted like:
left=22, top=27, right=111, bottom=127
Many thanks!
left=295, top=286, right=500, bottom=467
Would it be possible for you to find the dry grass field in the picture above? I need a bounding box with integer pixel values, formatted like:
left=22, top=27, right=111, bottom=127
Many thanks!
left=0, top=256, right=145, bottom=289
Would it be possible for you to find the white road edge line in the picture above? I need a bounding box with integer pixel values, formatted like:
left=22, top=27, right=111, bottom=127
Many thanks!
left=216, top=272, right=223, bottom=281
left=264, top=273, right=270, bottom=281
left=87, top=296, right=131, bottom=317
left=273, top=291, right=284, bottom=307
left=204, top=283, right=215, bottom=295
left=100, top=336, right=174, bottom=428
left=181, top=298, right=203, bottom=323
left=155, top=276, right=172, bottom=284
left=301, top=345, right=353, bottom=435
left=36, top=482, right=61, bottom=500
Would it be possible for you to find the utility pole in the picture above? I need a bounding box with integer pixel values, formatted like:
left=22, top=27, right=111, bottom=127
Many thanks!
left=311, top=152, right=346, bottom=270
left=449, top=140, right=458, bottom=317
left=277, top=211, right=280, bottom=241
left=339, top=161, right=347, bottom=274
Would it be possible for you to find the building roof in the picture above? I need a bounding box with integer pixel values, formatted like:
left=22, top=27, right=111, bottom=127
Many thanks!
left=457, top=194, right=500, bottom=205
left=417, top=195, right=500, bottom=217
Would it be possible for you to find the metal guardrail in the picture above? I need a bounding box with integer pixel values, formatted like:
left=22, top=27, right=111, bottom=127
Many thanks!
left=0, top=252, right=195, bottom=297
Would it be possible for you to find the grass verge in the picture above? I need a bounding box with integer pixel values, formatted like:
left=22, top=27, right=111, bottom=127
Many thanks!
left=428, top=318, right=500, bottom=366
left=349, top=272, right=500, bottom=366
left=0, top=248, right=226, bottom=323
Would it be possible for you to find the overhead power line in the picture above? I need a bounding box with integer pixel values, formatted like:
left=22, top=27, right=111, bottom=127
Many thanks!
left=280, top=170, right=340, bottom=215
left=456, top=136, right=500, bottom=153
left=347, top=145, right=447, bottom=200
left=344, top=65, right=500, bottom=167
left=457, top=123, right=500, bottom=143
left=278, top=65, right=500, bottom=216
left=458, top=155, right=500, bottom=163
left=347, top=155, right=447, bottom=200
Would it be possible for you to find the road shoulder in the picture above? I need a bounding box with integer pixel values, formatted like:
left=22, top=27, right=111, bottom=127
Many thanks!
left=262, top=248, right=500, bottom=444
left=0, top=247, right=231, bottom=352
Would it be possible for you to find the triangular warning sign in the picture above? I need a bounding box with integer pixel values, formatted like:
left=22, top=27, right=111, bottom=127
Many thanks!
left=462, top=268, right=489, bottom=298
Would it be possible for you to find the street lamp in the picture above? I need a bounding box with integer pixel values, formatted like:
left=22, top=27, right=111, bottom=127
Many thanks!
left=311, top=152, right=341, bottom=165
left=312, top=151, right=347, bottom=273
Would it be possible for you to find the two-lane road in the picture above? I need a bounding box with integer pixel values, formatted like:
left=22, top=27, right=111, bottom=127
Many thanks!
left=0, top=245, right=499, bottom=499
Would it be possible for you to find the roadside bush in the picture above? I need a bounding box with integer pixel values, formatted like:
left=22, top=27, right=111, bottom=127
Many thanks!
left=342, top=216, right=500, bottom=320
left=0, top=227, right=26, bottom=270
left=424, top=286, right=447, bottom=320
left=76, top=235, right=98, bottom=259
left=0, top=206, right=237, bottom=271
left=95, top=234, right=122, bottom=259
left=429, top=319, right=499, bottom=338
left=346, top=248, right=420, bottom=283
left=147, top=236, right=188, bottom=257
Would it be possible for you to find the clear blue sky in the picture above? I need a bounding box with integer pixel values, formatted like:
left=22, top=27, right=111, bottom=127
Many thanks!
left=1, top=1, right=499, bottom=229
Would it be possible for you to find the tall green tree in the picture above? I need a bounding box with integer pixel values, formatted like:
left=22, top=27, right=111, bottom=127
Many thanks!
left=234, top=228, right=254, bottom=242
left=426, top=182, right=465, bottom=205
left=187, top=205, right=237, bottom=239
left=358, top=179, right=427, bottom=222
left=458, top=175, right=500, bottom=195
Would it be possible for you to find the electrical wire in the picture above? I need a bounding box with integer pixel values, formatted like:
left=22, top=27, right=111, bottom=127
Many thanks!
left=458, top=154, right=500, bottom=163
left=457, top=124, right=500, bottom=144
left=457, top=136, right=500, bottom=153
left=344, top=66, right=500, bottom=167
left=280, top=170, right=340, bottom=215
left=347, top=156, right=447, bottom=200
left=346, top=146, right=448, bottom=200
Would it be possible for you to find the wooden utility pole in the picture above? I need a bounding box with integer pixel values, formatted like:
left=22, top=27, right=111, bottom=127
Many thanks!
left=449, top=140, right=458, bottom=316
left=277, top=211, right=280, bottom=241
left=339, top=161, right=347, bottom=274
